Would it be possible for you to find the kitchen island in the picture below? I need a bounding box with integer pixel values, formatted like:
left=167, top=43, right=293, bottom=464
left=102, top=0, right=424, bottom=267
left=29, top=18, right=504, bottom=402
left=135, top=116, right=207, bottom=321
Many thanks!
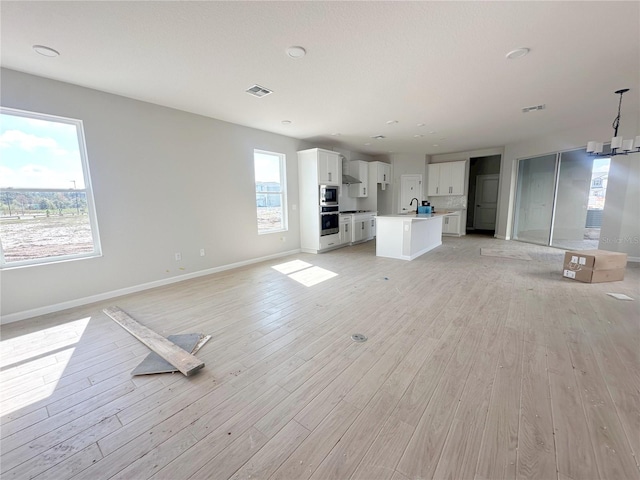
left=375, top=213, right=445, bottom=260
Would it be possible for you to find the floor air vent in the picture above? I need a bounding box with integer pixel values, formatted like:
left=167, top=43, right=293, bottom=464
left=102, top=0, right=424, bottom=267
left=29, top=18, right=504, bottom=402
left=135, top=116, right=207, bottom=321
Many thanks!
left=351, top=333, right=368, bottom=343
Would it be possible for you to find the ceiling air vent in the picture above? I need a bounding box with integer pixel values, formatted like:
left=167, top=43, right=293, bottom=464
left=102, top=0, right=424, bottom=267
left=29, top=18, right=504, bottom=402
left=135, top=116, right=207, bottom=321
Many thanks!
left=246, top=85, right=273, bottom=98
left=522, top=104, right=546, bottom=113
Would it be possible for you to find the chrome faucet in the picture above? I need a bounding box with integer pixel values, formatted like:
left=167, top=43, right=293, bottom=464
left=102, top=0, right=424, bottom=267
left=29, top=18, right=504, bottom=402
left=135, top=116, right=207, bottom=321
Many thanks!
left=410, top=197, right=419, bottom=214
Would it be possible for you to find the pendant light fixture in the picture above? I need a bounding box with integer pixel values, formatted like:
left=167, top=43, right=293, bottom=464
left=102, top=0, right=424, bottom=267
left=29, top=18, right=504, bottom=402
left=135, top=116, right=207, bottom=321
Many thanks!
left=587, top=88, right=640, bottom=156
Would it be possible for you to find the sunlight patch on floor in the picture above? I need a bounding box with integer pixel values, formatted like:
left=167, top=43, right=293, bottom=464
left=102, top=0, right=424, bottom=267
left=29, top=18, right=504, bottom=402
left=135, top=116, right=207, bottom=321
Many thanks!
left=271, top=259, right=313, bottom=275
left=272, top=260, right=338, bottom=287
left=288, top=266, right=338, bottom=287
left=0, top=317, right=90, bottom=416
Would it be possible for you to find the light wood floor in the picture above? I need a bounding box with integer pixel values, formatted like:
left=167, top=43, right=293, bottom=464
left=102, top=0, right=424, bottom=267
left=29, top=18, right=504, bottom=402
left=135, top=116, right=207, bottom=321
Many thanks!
left=1, top=235, right=639, bottom=480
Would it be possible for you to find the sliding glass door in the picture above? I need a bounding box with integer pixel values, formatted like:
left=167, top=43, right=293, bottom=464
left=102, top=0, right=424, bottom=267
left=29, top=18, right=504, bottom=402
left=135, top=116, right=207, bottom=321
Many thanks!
left=513, top=154, right=557, bottom=245
left=513, top=148, right=611, bottom=249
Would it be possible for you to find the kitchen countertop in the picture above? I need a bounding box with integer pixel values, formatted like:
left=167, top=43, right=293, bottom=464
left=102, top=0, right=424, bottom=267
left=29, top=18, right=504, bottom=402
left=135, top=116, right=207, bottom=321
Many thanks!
left=376, top=211, right=455, bottom=219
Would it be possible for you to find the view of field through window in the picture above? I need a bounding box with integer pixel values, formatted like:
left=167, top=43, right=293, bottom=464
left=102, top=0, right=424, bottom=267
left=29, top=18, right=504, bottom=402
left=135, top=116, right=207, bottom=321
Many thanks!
left=0, top=108, right=99, bottom=266
left=254, top=150, right=286, bottom=233
left=1, top=193, right=94, bottom=262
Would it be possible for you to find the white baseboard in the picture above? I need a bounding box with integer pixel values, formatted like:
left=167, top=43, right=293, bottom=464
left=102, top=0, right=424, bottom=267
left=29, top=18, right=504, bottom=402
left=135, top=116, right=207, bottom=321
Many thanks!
left=494, top=234, right=510, bottom=240
left=1, top=248, right=301, bottom=325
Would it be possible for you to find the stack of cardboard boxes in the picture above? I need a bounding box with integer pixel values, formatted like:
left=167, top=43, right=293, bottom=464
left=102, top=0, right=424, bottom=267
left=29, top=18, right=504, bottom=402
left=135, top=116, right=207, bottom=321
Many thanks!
left=562, top=249, right=628, bottom=283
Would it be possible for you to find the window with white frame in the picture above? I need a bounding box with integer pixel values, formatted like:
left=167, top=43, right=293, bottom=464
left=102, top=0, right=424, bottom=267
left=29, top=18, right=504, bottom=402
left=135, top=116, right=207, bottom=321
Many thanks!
left=0, top=107, right=101, bottom=267
left=254, top=149, right=287, bottom=234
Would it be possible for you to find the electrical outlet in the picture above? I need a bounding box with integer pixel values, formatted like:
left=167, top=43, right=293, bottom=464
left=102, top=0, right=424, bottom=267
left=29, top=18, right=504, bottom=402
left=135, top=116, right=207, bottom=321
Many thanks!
left=175, top=252, right=182, bottom=261
left=200, top=248, right=205, bottom=256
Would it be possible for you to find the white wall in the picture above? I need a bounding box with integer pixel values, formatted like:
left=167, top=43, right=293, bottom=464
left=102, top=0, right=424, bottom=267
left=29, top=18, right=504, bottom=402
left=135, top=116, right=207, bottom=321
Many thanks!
left=389, top=153, right=427, bottom=213
left=1, top=69, right=310, bottom=320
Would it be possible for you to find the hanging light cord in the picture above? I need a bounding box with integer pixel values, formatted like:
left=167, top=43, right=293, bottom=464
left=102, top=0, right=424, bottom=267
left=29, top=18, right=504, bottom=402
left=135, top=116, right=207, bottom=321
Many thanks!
left=612, top=88, right=628, bottom=138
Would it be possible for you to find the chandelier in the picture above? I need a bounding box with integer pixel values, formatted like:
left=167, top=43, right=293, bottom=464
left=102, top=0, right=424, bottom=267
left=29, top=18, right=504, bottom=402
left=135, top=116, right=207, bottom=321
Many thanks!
left=586, top=88, right=640, bottom=156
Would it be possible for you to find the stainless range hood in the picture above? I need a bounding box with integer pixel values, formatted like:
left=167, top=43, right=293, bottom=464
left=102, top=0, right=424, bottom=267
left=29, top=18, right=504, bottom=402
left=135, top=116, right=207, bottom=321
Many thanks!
left=341, top=174, right=362, bottom=184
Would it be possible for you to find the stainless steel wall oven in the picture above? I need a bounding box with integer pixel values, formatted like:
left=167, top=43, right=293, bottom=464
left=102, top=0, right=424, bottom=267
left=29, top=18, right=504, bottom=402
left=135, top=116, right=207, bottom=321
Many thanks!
left=320, top=205, right=339, bottom=236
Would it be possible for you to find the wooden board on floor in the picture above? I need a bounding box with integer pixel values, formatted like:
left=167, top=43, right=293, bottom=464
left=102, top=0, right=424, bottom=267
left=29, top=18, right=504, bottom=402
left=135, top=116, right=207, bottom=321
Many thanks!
left=131, top=334, right=209, bottom=376
left=103, top=307, right=204, bottom=377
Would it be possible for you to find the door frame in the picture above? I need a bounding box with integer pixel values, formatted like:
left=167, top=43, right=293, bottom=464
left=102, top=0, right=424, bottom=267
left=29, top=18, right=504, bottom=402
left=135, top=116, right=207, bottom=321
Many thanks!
left=399, top=174, right=422, bottom=213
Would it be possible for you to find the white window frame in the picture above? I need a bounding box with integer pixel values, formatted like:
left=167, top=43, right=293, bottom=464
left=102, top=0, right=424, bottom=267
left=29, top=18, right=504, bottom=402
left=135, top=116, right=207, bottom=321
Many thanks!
left=254, top=149, right=288, bottom=235
left=0, top=107, right=102, bottom=268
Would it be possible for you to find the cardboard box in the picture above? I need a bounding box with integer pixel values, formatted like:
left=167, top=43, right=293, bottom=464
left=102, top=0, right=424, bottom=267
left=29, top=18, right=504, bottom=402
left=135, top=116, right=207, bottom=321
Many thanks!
left=562, top=249, right=627, bottom=283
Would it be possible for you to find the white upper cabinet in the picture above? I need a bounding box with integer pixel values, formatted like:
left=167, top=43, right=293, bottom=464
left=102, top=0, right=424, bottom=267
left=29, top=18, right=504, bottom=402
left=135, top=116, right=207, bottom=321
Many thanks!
left=428, top=161, right=466, bottom=196
left=373, top=161, right=391, bottom=184
left=317, top=149, right=341, bottom=185
left=348, top=160, right=369, bottom=197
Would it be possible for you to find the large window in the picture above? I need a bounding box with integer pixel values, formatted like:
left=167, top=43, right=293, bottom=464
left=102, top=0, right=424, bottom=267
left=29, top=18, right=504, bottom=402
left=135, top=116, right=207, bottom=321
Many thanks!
left=0, top=107, right=101, bottom=267
left=254, top=149, right=287, bottom=234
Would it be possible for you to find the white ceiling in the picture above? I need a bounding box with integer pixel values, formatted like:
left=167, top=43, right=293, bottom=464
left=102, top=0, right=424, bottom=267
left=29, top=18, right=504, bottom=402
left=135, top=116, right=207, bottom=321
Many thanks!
left=1, top=1, right=639, bottom=156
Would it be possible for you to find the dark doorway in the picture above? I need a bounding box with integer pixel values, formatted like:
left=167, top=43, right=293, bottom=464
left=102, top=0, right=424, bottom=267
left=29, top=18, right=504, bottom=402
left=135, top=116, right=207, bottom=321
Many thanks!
left=467, top=155, right=501, bottom=235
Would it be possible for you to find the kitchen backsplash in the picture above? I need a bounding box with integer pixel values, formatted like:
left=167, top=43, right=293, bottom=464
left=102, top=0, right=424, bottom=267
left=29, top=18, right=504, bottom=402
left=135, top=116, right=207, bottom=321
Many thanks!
left=428, top=195, right=468, bottom=209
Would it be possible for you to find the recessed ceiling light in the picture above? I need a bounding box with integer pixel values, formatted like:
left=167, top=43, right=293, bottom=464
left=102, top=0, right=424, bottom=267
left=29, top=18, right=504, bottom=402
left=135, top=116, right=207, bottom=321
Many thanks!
left=414, top=134, right=424, bottom=138
left=429, top=131, right=437, bottom=135
left=371, top=135, right=386, bottom=140
left=433, top=144, right=439, bottom=147
left=417, top=123, right=426, bottom=127
left=331, top=132, right=341, bottom=136
left=386, top=120, right=398, bottom=125
left=33, top=45, right=60, bottom=57
left=286, top=46, right=306, bottom=59
left=281, top=120, right=292, bottom=125
left=364, top=142, right=371, bottom=146
left=506, top=47, right=530, bottom=60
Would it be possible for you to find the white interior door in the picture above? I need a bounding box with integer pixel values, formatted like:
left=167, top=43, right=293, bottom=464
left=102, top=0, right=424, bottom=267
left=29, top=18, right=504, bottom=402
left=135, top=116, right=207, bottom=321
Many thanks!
left=400, top=175, right=422, bottom=213
left=473, top=174, right=499, bottom=230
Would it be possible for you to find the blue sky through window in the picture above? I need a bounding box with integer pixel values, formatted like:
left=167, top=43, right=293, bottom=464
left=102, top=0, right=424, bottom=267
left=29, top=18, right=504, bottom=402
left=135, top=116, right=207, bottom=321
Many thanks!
left=254, top=151, right=281, bottom=184
left=0, top=111, right=86, bottom=189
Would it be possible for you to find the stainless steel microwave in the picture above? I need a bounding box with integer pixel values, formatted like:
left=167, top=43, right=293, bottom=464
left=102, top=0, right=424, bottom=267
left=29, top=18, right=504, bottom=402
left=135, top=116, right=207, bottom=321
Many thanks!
left=319, top=185, right=339, bottom=206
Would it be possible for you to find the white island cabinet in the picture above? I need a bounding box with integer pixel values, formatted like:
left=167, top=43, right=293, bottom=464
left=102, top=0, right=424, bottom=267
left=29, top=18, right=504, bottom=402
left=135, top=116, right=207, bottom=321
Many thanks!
left=375, top=214, right=444, bottom=260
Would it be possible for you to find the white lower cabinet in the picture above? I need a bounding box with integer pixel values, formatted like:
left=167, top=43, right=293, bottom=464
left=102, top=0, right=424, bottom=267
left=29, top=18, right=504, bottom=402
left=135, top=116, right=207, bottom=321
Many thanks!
left=353, top=218, right=366, bottom=243
left=319, top=233, right=341, bottom=250
left=442, top=213, right=461, bottom=236
left=339, top=216, right=352, bottom=245
left=352, top=213, right=375, bottom=243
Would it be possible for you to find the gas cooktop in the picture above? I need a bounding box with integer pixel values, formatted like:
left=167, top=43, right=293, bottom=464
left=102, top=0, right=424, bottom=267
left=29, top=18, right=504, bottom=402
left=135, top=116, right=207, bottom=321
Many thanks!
left=340, top=210, right=372, bottom=214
